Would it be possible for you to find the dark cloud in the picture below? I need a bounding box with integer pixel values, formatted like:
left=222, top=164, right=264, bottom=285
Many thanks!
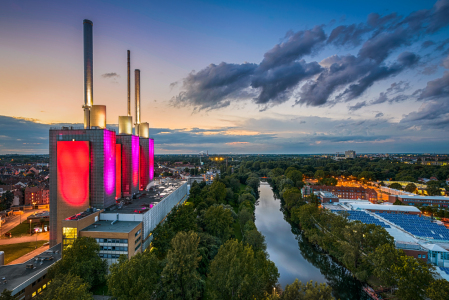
left=400, top=100, right=449, bottom=129
left=327, top=23, right=370, bottom=47
left=173, top=1, right=449, bottom=111
left=375, top=112, right=384, bottom=118
left=101, top=72, right=119, bottom=78
left=349, top=81, right=412, bottom=111
left=258, top=26, right=326, bottom=71
left=421, top=40, right=436, bottom=48
left=417, top=71, right=449, bottom=99
left=252, top=60, right=322, bottom=106
left=171, top=62, right=257, bottom=110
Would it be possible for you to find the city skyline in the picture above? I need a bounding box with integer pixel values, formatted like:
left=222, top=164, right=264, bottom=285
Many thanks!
left=1, top=0, right=449, bottom=154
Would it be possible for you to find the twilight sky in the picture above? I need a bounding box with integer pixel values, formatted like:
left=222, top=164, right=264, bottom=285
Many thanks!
left=1, top=0, right=448, bottom=154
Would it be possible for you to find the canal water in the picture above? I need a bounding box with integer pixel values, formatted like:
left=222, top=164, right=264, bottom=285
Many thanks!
left=255, top=182, right=369, bottom=300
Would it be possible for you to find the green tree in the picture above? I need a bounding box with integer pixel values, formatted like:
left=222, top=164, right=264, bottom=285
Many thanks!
left=243, top=229, right=266, bottom=253
left=207, top=239, right=276, bottom=300
left=394, top=255, right=435, bottom=300
left=314, top=170, right=325, bottom=181
left=238, top=193, right=256, bottom=204
left=48, top=237, right=107, bottom=290
left=281, top=279, right=334, bottom=300
left=282, top=188, right=303, bottom=210
left=427, top=184, right=441, bottom=196
left=427, top=279, right=449, bottom=300
left=404, top=183, right=417, bottom=193
left=238, top=208, right=254, bottom=229
left=0, top=290, right=16, bottom=300
left=161, top=231, right=203, bottom=300
left=210, top=181, right=227, bottom=203
left=286, top=170, right=303, bottom=186
left=389, top=183, right=403, bottom=190
left=40, top=273, right=93, bottom=300
left=246, top=177, right=260, bottom=194
left=203, top=205, right=234, bottom=242
left=108, top=252, right=162, bottom=300
left=0, top=191, right=14, bottom=210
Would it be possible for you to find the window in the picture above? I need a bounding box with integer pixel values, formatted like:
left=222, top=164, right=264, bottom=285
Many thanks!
left=32, top=281, right=36, bottom=287
left=418, top=254, right=421, bottom=258
left=38, top=288, right=42, bottom=293
left=135, top=229, right=141, bottom=237
left=32, top=292, right=37, bottom=297
left=423, top=255, right=426, bottom=258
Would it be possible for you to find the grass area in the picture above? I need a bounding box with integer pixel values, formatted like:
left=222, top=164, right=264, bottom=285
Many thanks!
left=92, top=282, right=109, bottom=296
left=239, top=183, right=247, bottom=193
left=233, top=222, right=243, bottom=241
left=8, top=221, right=49, bottom=237
left=0, top=241, right=47, bottom=264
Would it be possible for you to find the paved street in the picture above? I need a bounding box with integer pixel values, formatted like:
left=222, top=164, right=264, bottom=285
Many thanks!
left=7, top=244, right=50, bottom=265
left=0, top=232, right=49, bottom=245
left=0, top=209, right=47, bottom=236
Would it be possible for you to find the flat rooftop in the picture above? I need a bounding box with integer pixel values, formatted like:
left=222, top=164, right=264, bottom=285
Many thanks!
left=81, top=220, right=141, bottom=233
left=0, top=244, right=62, bottom=294
left=103, top=180, right=186, bottom=214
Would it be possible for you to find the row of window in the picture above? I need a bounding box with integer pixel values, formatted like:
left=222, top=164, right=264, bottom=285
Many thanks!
left=32, top=274, right=46, bottom=287
left=100, top=246, right=128, bottom=251
left=418, top=254, right=426, bottom=258
left=32, top=280, right=51, bottom=298
left=135, top=235, right=141, bottom=245
left=96, top=238, right=128, bottom=244
left=99, top=253, right=128, bottom=259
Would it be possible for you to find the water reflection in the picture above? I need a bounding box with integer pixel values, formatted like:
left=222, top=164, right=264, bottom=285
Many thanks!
left=255, top=183, right=368, bottom=300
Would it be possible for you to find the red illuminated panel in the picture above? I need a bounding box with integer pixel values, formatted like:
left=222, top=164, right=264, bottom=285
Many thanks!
left=132, top=136, right=139, bottom=190
left=116, top=144, right=122, bottom=199
left=57, top=141, right=90, bottom=207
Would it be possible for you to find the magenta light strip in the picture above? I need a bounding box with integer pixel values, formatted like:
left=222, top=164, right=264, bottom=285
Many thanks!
left=103, top=130, right=116, bottom=197
left=149, top=138, right=154, bottom=181
left=132, top=135, right=139, bottom=190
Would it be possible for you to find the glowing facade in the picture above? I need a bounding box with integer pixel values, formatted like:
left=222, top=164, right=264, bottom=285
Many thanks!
left=149, top=138, right=154, bottom=181
left=56, top=141, right=90, bottom=207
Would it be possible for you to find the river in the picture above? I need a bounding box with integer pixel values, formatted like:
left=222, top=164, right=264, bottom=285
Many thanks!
left=255, top=182, right=369, bottom=300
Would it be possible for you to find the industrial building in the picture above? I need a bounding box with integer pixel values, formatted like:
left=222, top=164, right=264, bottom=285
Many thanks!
left=49, top=19, right=157, bottom=248
left=303, top=185, right=378, bottom=202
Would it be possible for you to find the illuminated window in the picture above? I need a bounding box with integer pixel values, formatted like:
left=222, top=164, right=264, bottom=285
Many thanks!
left=63, top=227, right=77, bottom=249
left=38, top=288, right=42, bottom=293
left=43, top=284, right=47, bottom=289
left=32, top=292, right=36, bottom=297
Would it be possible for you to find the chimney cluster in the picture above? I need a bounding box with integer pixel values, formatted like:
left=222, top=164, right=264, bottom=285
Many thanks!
left=82, top=19, right=149, bottom=137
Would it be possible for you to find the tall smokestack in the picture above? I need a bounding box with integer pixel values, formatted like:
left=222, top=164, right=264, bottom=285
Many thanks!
left=83, top=19, right=93, bottom=129
left=135, top=69, right=141, bottom=135
left=127, top=50, right=131, bottom=116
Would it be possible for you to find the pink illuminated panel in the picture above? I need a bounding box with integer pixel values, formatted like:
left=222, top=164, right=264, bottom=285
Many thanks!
left=149, top=138, right=154, bottom=181
left=116, top=144, right=121, bottom=198
left=104, top=130, right=116, bottom=198
left=132, top=135, right=139, bottom=191
left=57, top=141, right=90, bottom=207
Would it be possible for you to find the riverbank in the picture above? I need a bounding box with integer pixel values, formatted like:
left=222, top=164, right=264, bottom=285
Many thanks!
left=256, top=183, right=370, bottom=300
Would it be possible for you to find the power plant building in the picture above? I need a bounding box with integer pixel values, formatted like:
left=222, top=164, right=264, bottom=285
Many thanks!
left=49, top=19, right=158, bottom=247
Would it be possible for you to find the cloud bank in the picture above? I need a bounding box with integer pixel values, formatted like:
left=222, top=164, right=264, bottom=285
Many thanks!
left=171, top=0, right=449, bottom=113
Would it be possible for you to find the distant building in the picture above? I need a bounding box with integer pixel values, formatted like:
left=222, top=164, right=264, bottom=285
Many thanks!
left=315, top=191, right=339, bottom=204
left=303, top=185, right=378, bottom=202
left=24, top=187, right=49, bottom=206
left=345, top=150, right=356, bottom=159
left=389, top=194, right=449, bottom=208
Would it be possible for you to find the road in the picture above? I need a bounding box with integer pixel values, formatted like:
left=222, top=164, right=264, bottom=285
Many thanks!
left=0, top=209, right=47, bottom=235
left=7, top=244, right=50, bottom=265
left=0, top=232, right=49, bottom=245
